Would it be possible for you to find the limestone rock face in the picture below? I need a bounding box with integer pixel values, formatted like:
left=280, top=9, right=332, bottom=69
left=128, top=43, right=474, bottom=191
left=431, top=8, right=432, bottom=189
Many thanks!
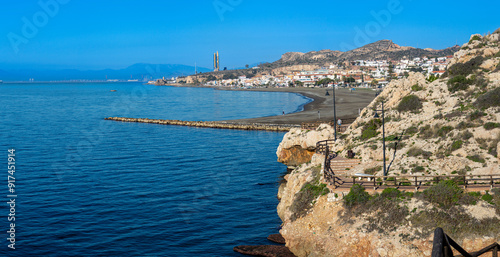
left=277, top=125, right=335, bottom=167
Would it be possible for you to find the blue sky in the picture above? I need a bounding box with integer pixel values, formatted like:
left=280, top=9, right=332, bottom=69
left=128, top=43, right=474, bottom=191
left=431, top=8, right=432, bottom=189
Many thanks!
left=0, top=0, right=499, bottom=70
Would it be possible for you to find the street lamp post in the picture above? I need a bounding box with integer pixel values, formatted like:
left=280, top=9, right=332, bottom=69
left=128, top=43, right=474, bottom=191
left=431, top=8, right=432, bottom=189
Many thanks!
left=326, top=85, right=337, bottom=141
left=333, top=86, right=337, bottom=141
left=374, top=101, right=386, bottom=178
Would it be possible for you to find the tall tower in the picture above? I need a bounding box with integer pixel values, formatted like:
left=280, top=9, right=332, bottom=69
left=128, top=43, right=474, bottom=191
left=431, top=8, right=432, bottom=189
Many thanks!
left=213, top=51, right=220, bottom=72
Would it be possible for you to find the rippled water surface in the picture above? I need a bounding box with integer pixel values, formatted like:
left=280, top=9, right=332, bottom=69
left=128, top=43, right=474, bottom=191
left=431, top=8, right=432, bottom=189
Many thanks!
left=0, top=83, right=310, bottom=256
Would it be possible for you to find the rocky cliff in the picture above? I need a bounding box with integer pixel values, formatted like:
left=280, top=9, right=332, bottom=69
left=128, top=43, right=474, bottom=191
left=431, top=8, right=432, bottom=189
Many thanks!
left=330, top=31, right=500, bottom=176
left=278, top=158, right=499, bottom=256
left=276, top=29, right=500, bottom=256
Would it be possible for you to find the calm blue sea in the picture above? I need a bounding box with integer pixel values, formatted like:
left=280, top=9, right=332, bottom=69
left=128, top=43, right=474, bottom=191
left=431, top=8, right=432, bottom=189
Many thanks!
left=0, top=83, right=310, bottom=257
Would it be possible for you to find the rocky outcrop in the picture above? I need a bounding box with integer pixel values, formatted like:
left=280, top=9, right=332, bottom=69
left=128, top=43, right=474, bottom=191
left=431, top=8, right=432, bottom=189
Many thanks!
left=233, top=245, right=296, bottom=257
left=277, top=146, right=316, bottom=167
left=276, top=124, right=335, bottom=167
left=268, top=234, right=287, bottom=244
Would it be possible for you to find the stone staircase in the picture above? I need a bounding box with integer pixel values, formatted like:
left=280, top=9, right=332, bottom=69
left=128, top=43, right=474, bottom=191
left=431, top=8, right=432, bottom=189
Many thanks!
left=329, top=157, right=362, bottom=176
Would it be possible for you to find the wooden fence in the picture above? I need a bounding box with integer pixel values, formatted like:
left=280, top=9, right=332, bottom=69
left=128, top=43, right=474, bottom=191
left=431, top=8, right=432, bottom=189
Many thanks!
left=329, top=174, right=500, bottom=191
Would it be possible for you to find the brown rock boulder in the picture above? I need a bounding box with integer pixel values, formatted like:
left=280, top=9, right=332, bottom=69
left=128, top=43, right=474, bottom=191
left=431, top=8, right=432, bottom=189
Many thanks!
left=267, top=234, right=286, bottom=244
left=233, top=245, right=296, bottom=257
left=277, top=145, right=315, bottom=167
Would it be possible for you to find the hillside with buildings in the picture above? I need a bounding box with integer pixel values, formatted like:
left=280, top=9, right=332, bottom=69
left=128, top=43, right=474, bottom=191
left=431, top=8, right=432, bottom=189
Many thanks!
left=270, top=40, right=459, bottom=68
left=178, top=40, right=460, bottom=89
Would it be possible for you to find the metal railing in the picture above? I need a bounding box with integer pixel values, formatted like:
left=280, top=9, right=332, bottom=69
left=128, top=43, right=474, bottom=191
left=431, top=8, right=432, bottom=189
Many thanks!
left=432, top=227, right=499, bottom=257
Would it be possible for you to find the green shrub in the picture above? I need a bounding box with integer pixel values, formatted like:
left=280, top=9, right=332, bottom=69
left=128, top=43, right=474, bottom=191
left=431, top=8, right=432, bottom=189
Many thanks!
left=469, top=192, right=482, bottom=198
left=474, top=76, right=488, bottom=89
left=387, top=141, right=406, bottom=150
left=290, top=182, right=329, bottom=221
left=397, top=95, right=422, bottom=113
left=468, top=110, right=486, bottom=121
left=445, top=111, right=463, bottom=119
left=361, top=129, right=378, bottom=140
left=364, top=166, right=382, bottom=175
left=475, top=87, right=500, bottom=109
left=493, top=188, right=500, bottom=215
left=407, top=147, right=432, bottom=158
left=447, top=75, right=472, bottom=92
left=419, top=124, right=438, bottom=139
left=458, top=192, right=480, bottom=205
left=410, top=207, right=500, bottom=240
left=457, top=121, right=473, bottom=130
left=423, top=180, right=463, bottom=208
left=361, top=119, right=382, bottom=140
left=406, top=126, right=418, bottom=135
left=466, top=155, right=485, bottom=163
left=427, top=75, right=439, bottom=83
left=446, top=56, right=484, bottom=78
left=381, top=188, right=402, bottom=199
left=450, top=140, right=463, bottom=151
left=434, top=113, right=444, bottom=119
left=437, top=126, right=454, bottom=137
left=411, top=84, right=424, bottom=91
left=344, top=184, right=370, bottom=208
left=469, top=35, right=481, bottom=43
left=484, top=122, right=500, bottom=130
left=412, top=166, right=425, bottom=173
left=482, top=193, right=493, bottom=204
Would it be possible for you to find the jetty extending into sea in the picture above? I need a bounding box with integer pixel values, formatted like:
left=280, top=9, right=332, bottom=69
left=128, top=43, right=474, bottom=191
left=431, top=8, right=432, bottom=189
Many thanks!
left=105, top=117, right=300, bottom=132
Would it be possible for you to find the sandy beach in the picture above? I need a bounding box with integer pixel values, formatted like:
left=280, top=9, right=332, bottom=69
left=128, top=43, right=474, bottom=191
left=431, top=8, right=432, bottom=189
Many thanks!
left=167, top=84, right=377, bottom=125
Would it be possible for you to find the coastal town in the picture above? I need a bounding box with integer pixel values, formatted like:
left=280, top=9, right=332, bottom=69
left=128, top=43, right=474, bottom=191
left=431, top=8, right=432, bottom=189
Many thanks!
left=152, top=54, right=452, bottom=89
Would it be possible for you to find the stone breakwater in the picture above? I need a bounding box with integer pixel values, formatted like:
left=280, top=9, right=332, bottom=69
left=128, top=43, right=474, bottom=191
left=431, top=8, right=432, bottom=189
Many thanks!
left=105, top=117, right=299, bottom=132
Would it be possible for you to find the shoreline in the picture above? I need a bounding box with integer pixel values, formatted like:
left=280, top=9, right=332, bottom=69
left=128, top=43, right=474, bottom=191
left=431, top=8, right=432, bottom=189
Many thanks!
left=162, top=84, right=377, bottom=125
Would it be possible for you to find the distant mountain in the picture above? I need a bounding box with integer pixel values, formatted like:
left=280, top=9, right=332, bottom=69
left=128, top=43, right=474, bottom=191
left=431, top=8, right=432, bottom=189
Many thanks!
left=267, top=40, right=460, bottom=68
left=0, top=63, right=212, bottom=81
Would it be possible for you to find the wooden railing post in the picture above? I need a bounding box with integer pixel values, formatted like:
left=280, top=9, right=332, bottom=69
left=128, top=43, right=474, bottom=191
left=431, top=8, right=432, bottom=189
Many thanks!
left=432, top=227, right=447, bottom=257
left=415, top=176, right=418, bottom=191
left=491, top=176, right=494, bottom=190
